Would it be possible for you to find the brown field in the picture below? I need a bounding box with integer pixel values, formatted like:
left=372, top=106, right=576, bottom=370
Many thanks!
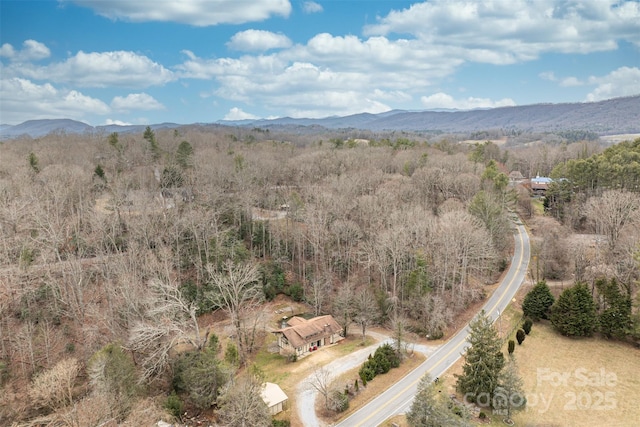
left=435, top=316, right=640, bottom=427
left=505, top=323, right=640, bottom=427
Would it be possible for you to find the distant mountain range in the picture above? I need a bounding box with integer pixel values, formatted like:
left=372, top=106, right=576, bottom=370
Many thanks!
left=2, top=95, right=639, bottom=140
left=0, top=120, right=182, bottom=140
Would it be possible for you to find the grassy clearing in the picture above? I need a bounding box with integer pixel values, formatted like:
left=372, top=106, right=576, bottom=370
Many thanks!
left=504, top=322, right=640, bottom=427
left=407, top=300, right=640, bottom=427
left=331, top=335, right=376, bottom=356
left=440, top=313, right=640, bottom=427
left=531, top=198, right=545, bottom=216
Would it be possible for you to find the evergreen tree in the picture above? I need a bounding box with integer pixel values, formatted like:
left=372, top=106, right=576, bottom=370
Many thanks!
left=176, top=140, right=194, bottom=169
left=28, top=152, right=40, bottom=174
left=596, top=278, right=632, bottom=339
left=172, top=349, right=229, bottom=410
left=143, top=126, right=161, bottom=161
left=94, top=164, right=106, bottom=183
left=550, top=283, right=598, bottom=336
left=108, top=132, right=122, bottom=153
left=493, top=357, right=526, bottom=423
left=522, top=280, right=555, bottom=321
left=456, top=310, right=505, bottom=405
left=87, top=343, right=139, bottom=420
left=408, top=374, right=471, bottom=427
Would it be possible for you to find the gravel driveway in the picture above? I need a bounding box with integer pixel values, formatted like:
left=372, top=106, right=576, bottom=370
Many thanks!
left=295, top=329, right=440, bottom=427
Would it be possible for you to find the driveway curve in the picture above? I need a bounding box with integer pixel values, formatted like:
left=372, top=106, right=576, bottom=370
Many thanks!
left=296, top=329, right=440, bottom=427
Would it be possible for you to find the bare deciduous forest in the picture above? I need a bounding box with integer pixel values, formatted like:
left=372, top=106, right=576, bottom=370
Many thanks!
left=1, top=127, right=639, bottom=426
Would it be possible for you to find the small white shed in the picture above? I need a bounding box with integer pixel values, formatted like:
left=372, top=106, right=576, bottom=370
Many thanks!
left=261, top=382, right=288, bottom=415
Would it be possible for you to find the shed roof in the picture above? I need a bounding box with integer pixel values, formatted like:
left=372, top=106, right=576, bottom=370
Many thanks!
left=261, top=382, right=288, bottom=407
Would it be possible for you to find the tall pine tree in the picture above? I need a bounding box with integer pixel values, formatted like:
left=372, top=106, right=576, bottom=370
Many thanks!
left=493, top=356, right=526, bottom=422
left=456, top=310, right=505, bottom=405
left=550, top=283, right=598, bottom=336
left=595, top=278, right=632, bottom=339
left=522, top=280, right=555, bottom=321
left=408, top=374, right=471, bottom=427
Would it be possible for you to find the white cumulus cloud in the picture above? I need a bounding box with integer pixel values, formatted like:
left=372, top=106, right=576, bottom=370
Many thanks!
left=70, top=0, right=292, bottom=26
left=420, top=92, right=516, bottom=110
left=15, top=50, right=175, bottom=88
left=224, top=107, right=260, bottom=120
left=104, top=119, right=133, bottom=126
left=586, top=66, right=640, bottom=101
left=0, top=43, right=16, bottom=58
left=227, top=30, right=292, bottom=52
left=111, top=93, right=165, bottom=111
left=364, top=0, right=640, bottom=64
left=302, top=1, right=323, bottom=14
left=0, top=77, right=110, bottom=124
left=0, top=40, right=50, bottom=62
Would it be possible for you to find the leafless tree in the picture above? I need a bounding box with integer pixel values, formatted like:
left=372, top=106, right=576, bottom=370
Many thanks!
left=206, top=261, right=263, bottom=362
left=429, top=210, right=495, bottom=303
left=29, top=357, right=80, bottom=411
left=308, top=364, right=333, bottom=409
left=353, top=287, right=378, bottom=344
left=308, top=277, right=331, bottom=317
left=332, top=282, right=355, bottom=337
left=128, top=268, right=205, bottom=382
left=586, top=190, right=640, bottom=254
left=217, top=373, right=271, bottom=427
left=391, top=314, right=411, bottom=356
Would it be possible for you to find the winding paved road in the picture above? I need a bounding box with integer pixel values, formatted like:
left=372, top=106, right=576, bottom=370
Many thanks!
left=334, top=219, right=530, bottom=427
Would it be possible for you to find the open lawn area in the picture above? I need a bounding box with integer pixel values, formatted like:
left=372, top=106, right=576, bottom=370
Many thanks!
left=412, top=309, right=640, bottom=427
left=504, top=322, right=640, bottom=427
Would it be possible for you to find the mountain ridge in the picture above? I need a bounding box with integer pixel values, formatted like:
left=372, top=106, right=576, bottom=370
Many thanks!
left=1, top=95, right=638, bottom=140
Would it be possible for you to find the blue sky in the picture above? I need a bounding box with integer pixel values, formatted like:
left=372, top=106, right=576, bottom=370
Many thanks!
left=1, top=0, right=639, bottom=126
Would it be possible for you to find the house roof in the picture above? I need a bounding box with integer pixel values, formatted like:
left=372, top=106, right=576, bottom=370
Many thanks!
left=531, top=176, right=553, bottom=184
left=261, top=382, right=288, bottom=407
left=274, top=314, right=342, bottom=348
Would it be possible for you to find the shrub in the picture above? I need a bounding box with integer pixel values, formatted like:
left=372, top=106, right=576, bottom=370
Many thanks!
left=522, top=318, right=533, bottom=335
left=329, top=390, right=349, bottom=413
left=522, top=280, right=555, bottom=321
left=225, top=342, right=239, bottom=366
left=172, top=349, right=228, bottom=410
left=208, top=333, right=219, bottom=352
left=516, top=329, right=526, bottom=345
left=30, top=358, right=80, bottom=411
left=550, top=283, right=598, bottom=337
left=165, top=391, right=183, bottom=418
left=272, top=420, right=290, bottom=427
left=0, top=360, right=9, bottom=386
left=508, top=340, right=515, bottom=355
left=358, top=343, right=400, bottom=384
left=287, top=283, right=304, bottom=302
left=358, top=365, right=375, bottom=382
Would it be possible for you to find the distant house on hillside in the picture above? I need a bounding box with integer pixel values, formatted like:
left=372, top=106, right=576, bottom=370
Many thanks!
left=273, top=314, right=343, bottom=358
left=261, top=382, right=288, bottom=415
left=530, top=175, right=553, bottom=195
left=508, top=170, right=525, bottom=183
